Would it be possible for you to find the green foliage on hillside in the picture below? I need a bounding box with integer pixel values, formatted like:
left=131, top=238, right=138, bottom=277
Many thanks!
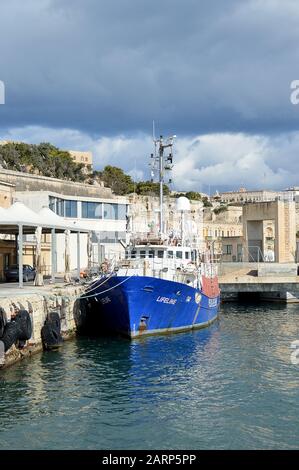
left=202, top=196, right=213, bottom=207
left=94, top=166, right=135, bottom=195
left=213, top=204, right=228, bottom=214
left=0, top=142, right=86, bottom=182
left=185, top=191, right=202, bottom=201
left=93, top=168, right=170, bottom=196
left=173, top=191, right=203, bottom=201
left=135, top=181, right=170, bottom=196
left=0, top=142, right=173, bottom=196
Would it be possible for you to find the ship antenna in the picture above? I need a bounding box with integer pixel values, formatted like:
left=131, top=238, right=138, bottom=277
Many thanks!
left=150, top=128, right=176, bottom=236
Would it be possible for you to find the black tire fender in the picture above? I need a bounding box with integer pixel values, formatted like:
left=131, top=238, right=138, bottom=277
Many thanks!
left=47, top=311, right=61, bottom=333
left=15, top=310, right=32, bottom=341
left=0, top=307, right=7, bottom=338
left=1, top=321, right=19, bottom=352
left=41, top=323, right=63, bottom=350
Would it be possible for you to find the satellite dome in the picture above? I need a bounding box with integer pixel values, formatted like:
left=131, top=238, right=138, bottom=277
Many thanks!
left=176, top=196, right=191, bottom=211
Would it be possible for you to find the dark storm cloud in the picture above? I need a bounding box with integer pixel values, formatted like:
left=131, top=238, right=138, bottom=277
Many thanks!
left=1, top=0, right=299, bottom=135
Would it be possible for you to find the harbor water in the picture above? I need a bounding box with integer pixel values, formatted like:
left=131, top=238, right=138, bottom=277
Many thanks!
left=0, top=302, right=298, bottom=450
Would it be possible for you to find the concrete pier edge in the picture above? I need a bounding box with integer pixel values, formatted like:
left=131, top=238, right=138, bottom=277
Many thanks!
left=0, top=284, right=84, bottom=370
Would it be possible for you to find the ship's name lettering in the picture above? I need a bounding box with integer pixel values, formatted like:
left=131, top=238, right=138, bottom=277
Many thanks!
left=208, top=298, right=218, bottom=308
left=156, top=296, right=177, bottom=305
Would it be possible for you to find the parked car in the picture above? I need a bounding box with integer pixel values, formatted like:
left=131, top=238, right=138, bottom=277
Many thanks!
left=4, top=265, right=36, bottom=282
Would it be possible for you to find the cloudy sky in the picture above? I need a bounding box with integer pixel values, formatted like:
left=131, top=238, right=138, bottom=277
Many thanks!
left=1, top=0, right=299, bottom=192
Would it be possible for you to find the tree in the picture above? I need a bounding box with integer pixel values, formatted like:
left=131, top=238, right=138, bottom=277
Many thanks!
left=202, top=196, right=213, bottom=207
left=136, top=181, right=170, bottom=196
left=213, top=205, right=228, bottom=215
left=98, top=166, right=134, bottom=195
left=185, top=191, right=202, bottom=201
left=0, top=141, right=86, bottom=182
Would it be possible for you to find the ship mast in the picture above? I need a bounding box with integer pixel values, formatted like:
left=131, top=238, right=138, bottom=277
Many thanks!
left=151, top=131, right=176, bottom=235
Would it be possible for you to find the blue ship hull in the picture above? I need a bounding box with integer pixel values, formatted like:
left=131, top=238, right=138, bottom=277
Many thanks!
left=80, top=275, right=220, bottom=338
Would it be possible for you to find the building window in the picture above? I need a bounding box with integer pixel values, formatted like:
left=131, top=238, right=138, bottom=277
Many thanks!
left=185, top=252, right=190, bottom=259
left=158, top=250, right=164, bottom=258
left=140, top=250, right=146, bottom=258
left=65, top=200, right=77, bottom=218
left=49, top=196, right=77, bottom=217
left=103, top=203, right=117, bottom=220
left=49, top=196, right=55, bottom=212
left=82, top=202, right=103, bottom=219
left=176, top=251, right=182, bottom=259
left=56, top=198, right=64, bottom=216
left=50, top=197, right=126, bottom=220
left=103, top=203, right=127, bottom=220
left=167, top=251, right=173, bottom=258
left=223, top=245, right=232, bottom=255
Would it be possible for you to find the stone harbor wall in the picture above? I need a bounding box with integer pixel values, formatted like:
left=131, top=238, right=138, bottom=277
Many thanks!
left=0, top=285, right=84, bottom=369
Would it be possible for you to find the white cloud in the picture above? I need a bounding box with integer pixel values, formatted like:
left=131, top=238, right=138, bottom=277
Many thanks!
left=173, top=133, right=290, bottom=192
left=1, top=125, right=298, bottom=192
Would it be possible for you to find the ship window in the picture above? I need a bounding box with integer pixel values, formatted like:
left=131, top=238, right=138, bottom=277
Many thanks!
left=140, top=250, right=146, bottom=258
left=185, top=252, right=190, bottom=259
left=176, top=251, right=182, bottom=259
left=167, top=251, right=173, bottom=258
left=158, top=250, right=164, bottom=258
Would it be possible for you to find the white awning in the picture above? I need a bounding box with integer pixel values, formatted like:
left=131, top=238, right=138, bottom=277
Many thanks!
left=38, top=207, right=89, bottom=233
left=0, top=202, right=90, bottom=234
left=6, top=201, right=43, bottom=226
left=0, top=206, right=15, bottom=223
left=38, top=206, right=75, bottom=231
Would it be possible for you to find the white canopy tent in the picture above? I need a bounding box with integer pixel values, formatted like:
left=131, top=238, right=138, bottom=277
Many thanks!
left=0, top=202, right=90, bottom=288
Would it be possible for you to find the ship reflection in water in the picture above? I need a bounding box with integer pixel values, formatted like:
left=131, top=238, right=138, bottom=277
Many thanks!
left=0, top=302, right=299, bottom=450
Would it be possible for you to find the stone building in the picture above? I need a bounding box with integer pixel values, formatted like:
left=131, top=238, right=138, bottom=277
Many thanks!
left=0, top=180, right=14, bottom=208
left=0, top=181, right=16, bottom=279
left=68, top=150, right=93, bottom=172
left=128, top=194, right=204, bottom=249
left=214, top=188, right=283, bottom=204
left=0, top=169, right=129, bottom=277
left=16, top=189, right=129, bottom=272
left=242, top=200, right=296, bottom=263
left=202, top=205, right=243, bottom=259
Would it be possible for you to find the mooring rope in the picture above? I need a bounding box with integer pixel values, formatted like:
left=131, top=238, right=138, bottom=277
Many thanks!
left=78, top=275, right=134, bottom=300
left=83, top=271, right=114, bottom=295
